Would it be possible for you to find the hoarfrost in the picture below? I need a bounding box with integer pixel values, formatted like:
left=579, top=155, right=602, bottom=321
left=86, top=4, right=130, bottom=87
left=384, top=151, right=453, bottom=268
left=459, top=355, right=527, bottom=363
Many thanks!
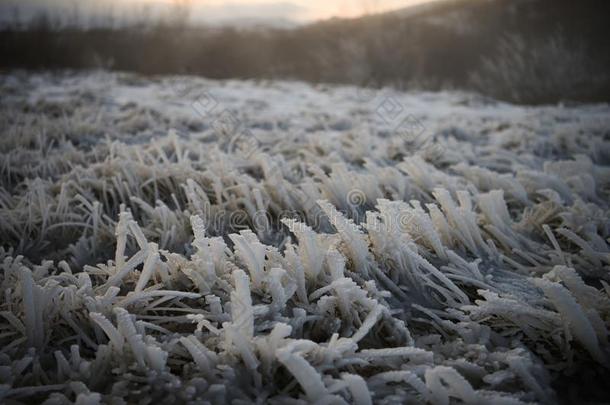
left=1, top=72, right=609, bottom=403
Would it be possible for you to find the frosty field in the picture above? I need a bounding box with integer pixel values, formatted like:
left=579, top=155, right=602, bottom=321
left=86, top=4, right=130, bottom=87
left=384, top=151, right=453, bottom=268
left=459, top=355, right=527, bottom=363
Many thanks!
left=1, top=71, right=609, bottom=404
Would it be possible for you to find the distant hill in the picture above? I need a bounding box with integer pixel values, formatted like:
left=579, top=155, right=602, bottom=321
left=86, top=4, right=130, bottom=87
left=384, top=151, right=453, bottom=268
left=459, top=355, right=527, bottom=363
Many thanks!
left=284, top=0, right=610, bottom=102
left=1, top=0, right=609, bottom=103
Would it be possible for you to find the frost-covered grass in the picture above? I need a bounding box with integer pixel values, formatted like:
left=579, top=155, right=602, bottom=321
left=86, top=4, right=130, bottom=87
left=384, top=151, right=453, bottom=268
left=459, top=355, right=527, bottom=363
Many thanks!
left=0, top=71, right=609, bottom=404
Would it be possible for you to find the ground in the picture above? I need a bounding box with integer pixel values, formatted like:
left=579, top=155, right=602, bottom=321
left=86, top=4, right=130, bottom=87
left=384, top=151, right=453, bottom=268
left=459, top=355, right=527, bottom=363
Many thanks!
left=0, top=71, right=609, bottom=404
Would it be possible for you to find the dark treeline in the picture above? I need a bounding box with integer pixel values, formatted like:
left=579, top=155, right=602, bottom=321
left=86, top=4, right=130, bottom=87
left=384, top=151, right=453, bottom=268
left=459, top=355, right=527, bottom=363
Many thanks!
left=1, top=0, right=610, bottom=104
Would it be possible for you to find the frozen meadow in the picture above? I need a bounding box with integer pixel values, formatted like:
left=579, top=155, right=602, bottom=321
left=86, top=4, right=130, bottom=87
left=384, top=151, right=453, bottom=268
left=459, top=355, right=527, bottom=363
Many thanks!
left=0, top=71, right=609, bottom=404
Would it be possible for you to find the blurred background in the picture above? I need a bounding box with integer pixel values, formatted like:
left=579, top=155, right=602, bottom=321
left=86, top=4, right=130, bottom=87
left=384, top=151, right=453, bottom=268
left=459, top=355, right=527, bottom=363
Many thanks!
left=1, top=0, right=609, bottom=104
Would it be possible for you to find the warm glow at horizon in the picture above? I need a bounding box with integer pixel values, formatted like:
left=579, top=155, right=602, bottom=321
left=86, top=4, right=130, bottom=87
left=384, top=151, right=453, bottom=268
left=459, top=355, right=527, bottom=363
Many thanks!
left=122, top=0, right=438, bottom=22
left=0, top=0, right=443, bottom=27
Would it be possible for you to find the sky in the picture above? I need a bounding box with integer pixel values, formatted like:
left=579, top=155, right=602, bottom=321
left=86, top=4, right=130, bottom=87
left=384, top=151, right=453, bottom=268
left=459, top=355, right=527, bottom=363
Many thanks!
left=0, top=0, right=440, bottom=27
